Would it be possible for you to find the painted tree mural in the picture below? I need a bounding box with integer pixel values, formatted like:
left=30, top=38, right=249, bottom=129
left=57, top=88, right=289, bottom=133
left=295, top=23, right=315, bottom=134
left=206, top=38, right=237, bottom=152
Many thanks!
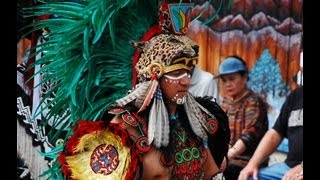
left=186, top=0, right=303, bottom=152
left=247, top=49, right=288, bottom=99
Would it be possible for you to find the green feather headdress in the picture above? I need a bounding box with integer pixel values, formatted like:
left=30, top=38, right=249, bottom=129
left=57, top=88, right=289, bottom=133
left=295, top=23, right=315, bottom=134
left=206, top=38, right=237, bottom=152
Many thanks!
left=23, top=0, right=159, bottom=139
left=22, top=0, right=231, bottom=178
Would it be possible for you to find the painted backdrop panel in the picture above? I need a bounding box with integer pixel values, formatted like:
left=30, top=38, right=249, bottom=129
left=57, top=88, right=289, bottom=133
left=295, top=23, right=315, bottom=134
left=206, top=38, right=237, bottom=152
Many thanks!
left=188, top=0, right=303, bottom=152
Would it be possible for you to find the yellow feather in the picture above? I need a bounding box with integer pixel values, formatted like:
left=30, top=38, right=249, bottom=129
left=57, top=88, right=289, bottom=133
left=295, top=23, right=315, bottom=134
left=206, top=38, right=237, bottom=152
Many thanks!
left=66, top=130, right=131, bottom=179
left=179, top=10, right=186, bottom=28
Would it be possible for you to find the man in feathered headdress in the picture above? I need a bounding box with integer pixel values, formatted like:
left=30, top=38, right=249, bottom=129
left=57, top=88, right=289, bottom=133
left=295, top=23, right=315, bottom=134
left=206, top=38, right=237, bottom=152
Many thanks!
left=24, top=0, right=230, bottom=179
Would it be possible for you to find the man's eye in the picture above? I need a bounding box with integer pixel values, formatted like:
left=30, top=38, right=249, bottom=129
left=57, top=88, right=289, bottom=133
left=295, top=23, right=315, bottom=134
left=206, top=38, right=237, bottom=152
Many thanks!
left=171, top=73, right=181, bottom=77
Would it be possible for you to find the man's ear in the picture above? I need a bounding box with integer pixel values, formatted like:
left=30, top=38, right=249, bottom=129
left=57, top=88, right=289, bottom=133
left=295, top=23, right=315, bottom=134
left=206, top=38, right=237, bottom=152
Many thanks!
left=130, top=40, right=145, bottom=51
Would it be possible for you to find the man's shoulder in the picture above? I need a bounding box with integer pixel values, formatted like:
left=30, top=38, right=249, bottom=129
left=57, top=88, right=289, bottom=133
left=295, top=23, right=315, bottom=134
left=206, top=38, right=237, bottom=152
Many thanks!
left=192, top=66, right=214, bottom=80
left=200, top=69, right=214, bottom=79
left=196, top=70, right=215, bottom=84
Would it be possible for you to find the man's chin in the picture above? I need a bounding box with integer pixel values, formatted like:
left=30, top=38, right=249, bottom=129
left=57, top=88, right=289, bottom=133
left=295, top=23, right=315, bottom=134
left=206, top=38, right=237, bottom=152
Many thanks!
left=176, top=96, right=186, bottom=105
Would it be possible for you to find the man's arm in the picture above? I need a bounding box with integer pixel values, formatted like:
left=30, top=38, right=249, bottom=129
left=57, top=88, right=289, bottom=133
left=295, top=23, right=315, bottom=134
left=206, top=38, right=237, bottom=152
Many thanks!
left=238, top=129, right=283, bottom=180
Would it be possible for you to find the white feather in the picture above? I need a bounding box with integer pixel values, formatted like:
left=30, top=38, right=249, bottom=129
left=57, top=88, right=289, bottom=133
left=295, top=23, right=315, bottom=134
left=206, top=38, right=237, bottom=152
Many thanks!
left=138, top=80, right=158, bottom=113
left=116, top=81, right=150, bottom=107
left=161, top=99, right=170, bottom=146
left=154, top=100, right=163, bottom=148
left=147, top=99, right=157, bottom=145
left=184, top=93, right=208, bottom=141
left=152, top=88, right=170, bottom=148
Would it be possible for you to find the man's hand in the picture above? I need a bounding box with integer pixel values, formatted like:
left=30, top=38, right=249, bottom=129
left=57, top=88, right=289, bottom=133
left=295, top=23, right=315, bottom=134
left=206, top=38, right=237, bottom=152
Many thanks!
left=282, top=164, right=303, bottom=180
left=238, top=164, right=259, bottom=180
left=296, top=170, right=303, bottom=180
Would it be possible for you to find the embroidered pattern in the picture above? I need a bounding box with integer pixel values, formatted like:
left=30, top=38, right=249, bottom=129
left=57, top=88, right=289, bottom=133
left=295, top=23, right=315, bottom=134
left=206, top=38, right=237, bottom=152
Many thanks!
left=162, top=114, right=207, bottom=179
left=90, top=144, right=119, bottom=175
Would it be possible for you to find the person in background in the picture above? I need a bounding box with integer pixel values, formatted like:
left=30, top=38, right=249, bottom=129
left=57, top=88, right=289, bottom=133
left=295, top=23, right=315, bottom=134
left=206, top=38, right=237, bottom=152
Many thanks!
left=238, top=86, right=303, bottom=180
left=216, top=56, right=269, bottom=179
left=189, top=65, right=219, bottom=101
